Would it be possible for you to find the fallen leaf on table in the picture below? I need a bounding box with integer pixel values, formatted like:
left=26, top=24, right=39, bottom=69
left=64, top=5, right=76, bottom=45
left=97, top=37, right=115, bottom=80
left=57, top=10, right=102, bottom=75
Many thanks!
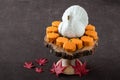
left=35, top=68, right=43, bottom=73
left=36, top=58, right=48, bottom=66
left=24, top=62, right=34, bottom=69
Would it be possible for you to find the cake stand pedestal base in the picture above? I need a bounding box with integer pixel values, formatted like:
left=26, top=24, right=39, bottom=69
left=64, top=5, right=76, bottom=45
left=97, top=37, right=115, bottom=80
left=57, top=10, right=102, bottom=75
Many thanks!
left=50, top=58, right=89, bottom=76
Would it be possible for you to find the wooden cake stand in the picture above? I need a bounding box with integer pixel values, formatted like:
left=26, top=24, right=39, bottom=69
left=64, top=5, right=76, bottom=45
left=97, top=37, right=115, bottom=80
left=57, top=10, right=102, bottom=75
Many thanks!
left=44, top=36, right=98, bottom=76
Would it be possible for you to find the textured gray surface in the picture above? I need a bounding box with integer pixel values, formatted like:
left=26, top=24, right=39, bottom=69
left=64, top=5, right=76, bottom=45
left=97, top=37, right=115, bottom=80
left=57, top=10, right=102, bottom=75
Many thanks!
left=0, top=0, right=120, bottom=80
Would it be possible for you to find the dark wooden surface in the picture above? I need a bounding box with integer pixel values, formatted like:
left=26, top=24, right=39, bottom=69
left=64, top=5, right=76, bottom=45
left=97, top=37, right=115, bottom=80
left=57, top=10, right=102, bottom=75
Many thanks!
left=0, top=0, right=120, bottom=80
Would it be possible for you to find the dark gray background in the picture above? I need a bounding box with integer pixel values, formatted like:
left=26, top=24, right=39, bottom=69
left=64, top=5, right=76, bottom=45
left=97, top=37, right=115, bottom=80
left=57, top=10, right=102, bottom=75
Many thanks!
left=0, top=0, right=120, bottom=80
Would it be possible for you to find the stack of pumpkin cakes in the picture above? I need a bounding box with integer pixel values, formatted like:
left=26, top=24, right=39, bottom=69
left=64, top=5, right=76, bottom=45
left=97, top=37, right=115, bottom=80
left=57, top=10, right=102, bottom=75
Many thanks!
left=44, top=21, right=98, bottom=60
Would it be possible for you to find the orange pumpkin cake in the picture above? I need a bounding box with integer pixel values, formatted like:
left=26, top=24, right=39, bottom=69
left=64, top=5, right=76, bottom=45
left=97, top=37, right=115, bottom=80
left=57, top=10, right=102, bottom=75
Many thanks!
left=46, top=26, right=58, bottom=33
left=71, top=38, right=83, bottom=49
left=63, top=40, right=76, bottom=52
left=56, top=37, right=68, bottom=47
left=81, top=36, right=94, bottom=46
left=46, top=33, right=59, bottom=43
left=86, top=24, right=95, bottom=31
left=52, top=21, right=61, bottom=27
left=85, top=30, right=98, bottom=40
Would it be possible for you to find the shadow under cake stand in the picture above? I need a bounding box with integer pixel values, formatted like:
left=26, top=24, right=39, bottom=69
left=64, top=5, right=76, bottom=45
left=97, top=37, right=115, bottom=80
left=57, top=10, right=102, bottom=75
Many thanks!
left=44, top=37, right=98, bottom=75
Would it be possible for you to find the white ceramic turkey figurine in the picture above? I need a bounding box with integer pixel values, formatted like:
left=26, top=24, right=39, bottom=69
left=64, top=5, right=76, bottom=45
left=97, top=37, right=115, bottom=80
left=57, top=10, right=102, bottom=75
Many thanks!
left=58, top=5, right=88, bottom=38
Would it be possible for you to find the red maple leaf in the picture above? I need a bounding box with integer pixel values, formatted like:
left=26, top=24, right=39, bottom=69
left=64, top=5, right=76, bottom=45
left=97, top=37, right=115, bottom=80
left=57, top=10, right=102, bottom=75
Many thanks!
left=80, top=62, right=89, bottom=75
left=36, top=58, right=48, bottom=66
left=50, top=61, right=67, bottom=77
left=50, top=63, right=56, bottom=74
left=35, top=68, right=43, bottom=73
left=24, top=62, right=33, bottom=69
left=72, top=60, right=89, bottom=77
